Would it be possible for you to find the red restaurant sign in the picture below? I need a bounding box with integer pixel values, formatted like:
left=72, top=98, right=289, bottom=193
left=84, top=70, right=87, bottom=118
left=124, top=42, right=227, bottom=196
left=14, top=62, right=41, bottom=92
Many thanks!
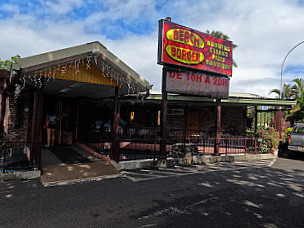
left=166, top=70, right=229, bottom=98
left=158, top=20, right=233, bottom=77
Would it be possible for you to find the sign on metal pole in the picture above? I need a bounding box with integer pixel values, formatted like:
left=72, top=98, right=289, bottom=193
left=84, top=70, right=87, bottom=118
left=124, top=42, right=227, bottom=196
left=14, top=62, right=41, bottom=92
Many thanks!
left=166, top=70, right=229, bottom=98
left=158, top=19, right=233, bottom=77
left=157, top=18, right=234, bottom=157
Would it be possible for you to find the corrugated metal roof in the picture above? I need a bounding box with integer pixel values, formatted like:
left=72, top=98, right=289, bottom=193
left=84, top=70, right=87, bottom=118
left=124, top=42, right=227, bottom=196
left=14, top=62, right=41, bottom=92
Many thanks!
left=150, top=91, right=290, bottom=100
left=146, top=91, right=296, bottom=106
left=228, top=92, right=265, bottom=99
left=151, top=91, right=270, bottom=99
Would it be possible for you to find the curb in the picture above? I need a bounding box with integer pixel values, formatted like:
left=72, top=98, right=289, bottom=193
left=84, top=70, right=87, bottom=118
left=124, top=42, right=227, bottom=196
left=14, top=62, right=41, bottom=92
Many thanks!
left=267, top=157, right=277, bottom=167
left=199, top=153, right=276, bottom=164
left=114, top=153, right=277, bottom=170
left=0, top=170, right=41, bottom=181
left=41, top=173, right=122, bottom=187
left=1, top=154, right=276, bottom=182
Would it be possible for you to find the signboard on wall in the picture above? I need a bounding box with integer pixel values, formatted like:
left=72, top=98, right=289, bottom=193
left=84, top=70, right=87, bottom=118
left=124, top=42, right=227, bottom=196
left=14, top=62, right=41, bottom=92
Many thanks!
left=166, top=70, right=229, bottom=98
left=158, top=19, right=233, bottom=77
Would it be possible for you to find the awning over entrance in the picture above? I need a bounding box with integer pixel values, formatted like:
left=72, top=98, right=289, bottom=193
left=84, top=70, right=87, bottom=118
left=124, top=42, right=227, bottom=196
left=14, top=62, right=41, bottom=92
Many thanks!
left=11, top=41, right=152, bottom=164
left=16, top=41, right=151, bottom=99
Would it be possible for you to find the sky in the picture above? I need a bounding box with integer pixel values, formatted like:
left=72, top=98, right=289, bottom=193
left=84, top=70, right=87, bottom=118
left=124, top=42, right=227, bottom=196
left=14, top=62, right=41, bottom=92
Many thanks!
left=1, top=0, right=304, bottom=97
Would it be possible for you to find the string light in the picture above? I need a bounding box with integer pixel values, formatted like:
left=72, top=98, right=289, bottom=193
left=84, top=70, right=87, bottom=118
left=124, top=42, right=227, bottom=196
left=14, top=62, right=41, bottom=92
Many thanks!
left=74, top=60, right=80, bottom=74
left=61, top=64, right=67, bottom=75
left=86, top=56, right=91, bottom=70
left=15, top=54, right=142, bottom=102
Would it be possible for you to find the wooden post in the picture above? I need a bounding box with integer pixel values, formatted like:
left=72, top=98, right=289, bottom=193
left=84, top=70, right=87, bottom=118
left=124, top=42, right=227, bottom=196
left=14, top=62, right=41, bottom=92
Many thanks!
left=30, top=91, right=38, bottom=168
left=58, top=98, right=63, bottom=145
left=275, top=110, right=283, bottom=134
left=36, top=79, right=44, bottom=139
left=214, top=99, right=221, bottom=156
left=34, top=94, right=43, bottom=169
left=111, top=86, right=120, bottom=161
left=35, top=78, right=44, bottom=170
left=160, top=67, right=168, bottom=158
left=254, top=106, right=258, bottom=136
left=184, top=104, right=188, bottom=143
left=75, top=102, right=80, bottom=141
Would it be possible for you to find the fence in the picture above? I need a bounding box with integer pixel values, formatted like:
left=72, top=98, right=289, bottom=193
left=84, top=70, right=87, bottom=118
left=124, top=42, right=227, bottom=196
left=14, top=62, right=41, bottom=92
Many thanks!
left=118, top=127, right=160, bottom=161
left=77, top=126, right=272, bottom=162
left=77, top=125, right=112, bottom=154
left=197, top=137, right=258, bottom=155
left=0, top=127, right=272, bottom=171
left=0, top=141, right=40, bottom=173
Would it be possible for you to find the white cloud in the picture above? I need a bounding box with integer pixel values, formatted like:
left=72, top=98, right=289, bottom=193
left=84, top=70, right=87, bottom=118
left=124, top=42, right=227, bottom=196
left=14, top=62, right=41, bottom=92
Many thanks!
left=0, top=3, right=20, bottom=14
left=83, top=0, right=156, bottom=23
left=45, top=0, right=83, bottom=15
left=101, top=0, right=156, bottom=21
left=184, top=0, right=304, bottom=96
left=1, top=0, right=304, bottom=96
left=105, top=33, right=162, bottom=90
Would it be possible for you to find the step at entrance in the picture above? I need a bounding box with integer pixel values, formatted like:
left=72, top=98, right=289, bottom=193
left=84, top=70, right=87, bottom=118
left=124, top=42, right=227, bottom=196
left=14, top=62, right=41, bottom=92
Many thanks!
left=40, top=145, right=119, bottom=186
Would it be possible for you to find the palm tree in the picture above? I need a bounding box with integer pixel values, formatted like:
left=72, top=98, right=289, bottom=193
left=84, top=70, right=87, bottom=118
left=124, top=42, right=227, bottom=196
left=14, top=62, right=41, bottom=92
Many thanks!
left=277, top=78, right=304, bottom=123
left=288, top=99, right=304, bottom=123
left=269, top=83, right=295, bottom=99
left=206, top=30, right=238, bottom=67
left=291, top=78, right=304, bottom=99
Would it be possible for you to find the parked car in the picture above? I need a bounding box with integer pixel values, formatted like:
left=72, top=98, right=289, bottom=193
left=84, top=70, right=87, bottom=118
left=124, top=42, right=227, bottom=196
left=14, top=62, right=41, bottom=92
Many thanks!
left=288, top=122, right=304, bottom=157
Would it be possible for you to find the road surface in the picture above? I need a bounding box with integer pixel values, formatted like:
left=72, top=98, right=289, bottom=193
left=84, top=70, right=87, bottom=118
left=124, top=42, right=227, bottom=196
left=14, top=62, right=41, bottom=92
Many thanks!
left=1, top=157, right=304, bottom=227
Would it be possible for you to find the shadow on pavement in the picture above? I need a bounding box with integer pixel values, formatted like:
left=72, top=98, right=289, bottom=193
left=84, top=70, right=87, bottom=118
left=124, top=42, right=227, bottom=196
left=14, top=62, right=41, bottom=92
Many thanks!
left=133, top=165, right=304, bottom=228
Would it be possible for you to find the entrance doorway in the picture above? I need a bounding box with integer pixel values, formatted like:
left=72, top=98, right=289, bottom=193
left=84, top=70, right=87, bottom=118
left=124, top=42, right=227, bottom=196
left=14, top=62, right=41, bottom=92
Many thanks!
left=187, top=109, right=200, bottom=139
left=43, top=96, right=77, bottom=146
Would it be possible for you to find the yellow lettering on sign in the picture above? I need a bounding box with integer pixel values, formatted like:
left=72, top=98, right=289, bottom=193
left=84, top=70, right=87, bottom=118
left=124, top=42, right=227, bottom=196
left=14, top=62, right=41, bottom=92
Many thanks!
left=207, top=40, right=231, bottom=52
left=166, top=29, right=204, bottom=48
left=166, top=45, right=204, bottom=65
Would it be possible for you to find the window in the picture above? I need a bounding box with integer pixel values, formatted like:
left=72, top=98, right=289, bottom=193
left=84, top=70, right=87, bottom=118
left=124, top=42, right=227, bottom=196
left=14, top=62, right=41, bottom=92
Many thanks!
left=293, top=126, right=304, bottom=135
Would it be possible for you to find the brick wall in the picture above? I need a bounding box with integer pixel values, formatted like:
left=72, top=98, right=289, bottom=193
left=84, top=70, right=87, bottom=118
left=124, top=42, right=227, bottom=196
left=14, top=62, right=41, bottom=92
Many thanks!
left=166, top=104, right=246, bottom=137
left=3, top=96, right=10, bottom=134
left=167, top=108, right=185, bottom=130
left=1, top=92, right=30, bottom=142
left=199, top=106, right=216, bottom=136
left=221, top=106, right=246, bottom=136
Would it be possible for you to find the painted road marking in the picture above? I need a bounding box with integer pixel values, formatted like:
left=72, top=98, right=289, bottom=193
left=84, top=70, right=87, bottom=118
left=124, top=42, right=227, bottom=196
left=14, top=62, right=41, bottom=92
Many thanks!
left=122, top=160, right=274, bottom=182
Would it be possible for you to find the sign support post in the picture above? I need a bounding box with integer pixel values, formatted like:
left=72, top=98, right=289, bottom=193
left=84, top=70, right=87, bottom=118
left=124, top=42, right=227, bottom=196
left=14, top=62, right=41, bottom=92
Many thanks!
left=111, top=86, right=120, bottom=161
left=214, top=98, right=221, bottom=156
left=160, top=67, right=168, bottom=158
left=158, top=18, right=233, bottom=158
